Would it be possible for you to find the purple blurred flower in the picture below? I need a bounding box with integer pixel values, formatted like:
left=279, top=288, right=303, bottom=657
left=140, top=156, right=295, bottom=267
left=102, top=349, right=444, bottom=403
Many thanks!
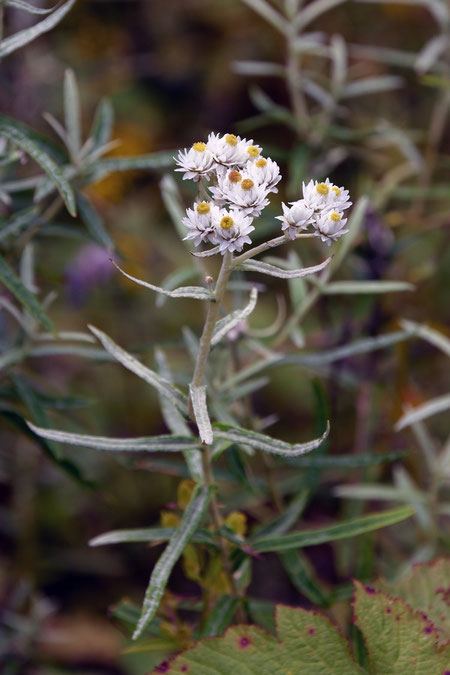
left=65, top=244, right=116, bottom=307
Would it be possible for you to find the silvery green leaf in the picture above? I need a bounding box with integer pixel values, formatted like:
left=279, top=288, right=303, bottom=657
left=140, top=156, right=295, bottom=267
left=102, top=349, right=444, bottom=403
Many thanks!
left=27, top=422, right=200, bottom=452
left=36, top=330, right=96, bottom=343
left=190, top=245, right=222, bottom=257
left=63, top=69, right=81, bottom=158
left=415, top=35, right=449, bottom=74
left=342, top=75, right=403, bottom=98
left=399, top=319, right=450, bottom=358
left=0, top=115, right=76, bottom=216
left=232, top=60, right=286, bottom=77
left=348, top=43, right=417, bottom=68
left=155, top=349, right=202, bottom=481
left=239, top=0, right=287, bottom=33
left=159, top=174, right=188, bottom=244
left=29, top=344, right=111, bottom=359
left=42, top=112, right=68, bottom=146
left=189, top=385, right=213, bottom=445
left=155, top=268, right=200, bottom=307
left=237, top=257, right=331, bottom=279
left=334, top=484, right=426, bottom=502
left=319, top=280, right=414, bottom=294
left=76, top=193, right=114, bottom=250
left=88, top=325, right=189, bottom=415
left=302, top=79, right=335, bottom=109
left=88, top=152, right=174, bottom=181
left=293, top=31, right=327, bottom=54
left=182, top=326, right=200, bottom=364
left=211, top=287, right=258, bottom=346
left=89, top=98, right=114, bottom=151
left=133, top=486, right=212, bottom=639
left=371, top=122, right=423, bottom=170
left=89, top=527, right=214, bottom=547
left=395, top=394, right=450, bottom=431
left=0, top=253, right=54, bottom=332
left=5, top=0, right=62, bottom=14
left=330, top=34, right=347, bottom=94
left=294, top=0, right=348, bottom=30
left=214, top=421, right=329, bottom=457
left=113, top=262, right=212, bottom=301
left=0, top=206, right=38, bottom=243
left=0, top=0, right=76, bottom=58
left=221, top=353, right=283, bottom=390
left=285, top=329, right=415, bottom=366
left=253, top=491, right=308, bottom=537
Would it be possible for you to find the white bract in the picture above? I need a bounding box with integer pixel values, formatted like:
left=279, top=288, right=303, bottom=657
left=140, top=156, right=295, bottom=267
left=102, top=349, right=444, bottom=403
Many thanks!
left=210, top=170, right=270, bottom=218
left=210, top=209, right=255, bottom=253
left=314, top=209, right=349, bottom=245
left=182, top=202, right=220, bottom=246
left=175, top=133, right=351, bottom=255
left=175, top=142, right=215, bottom=181
left=276, top=200, right=314, bottom=240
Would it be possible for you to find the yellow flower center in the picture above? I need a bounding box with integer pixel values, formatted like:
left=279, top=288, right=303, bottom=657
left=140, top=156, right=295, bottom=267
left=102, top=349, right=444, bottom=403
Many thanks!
left=196, top=202, right=210, bottom=214
left=228, top=170, right=242, bottom=183
left=241, top=179, right=254, bottom=191
left=220, top=216, right=234, bottom=230
left=225, top=134, right=238, bottom=146
left=247, top=145, right=260, bottom=157
left=316, top=182, right=329, bottom=195
left=330, top=212, right=341, bottom=222
left=192, top=142, right=206, bottom=152
left=331, top=186, right=341, bottom=196
left=255, top=158, right=267, bottom=168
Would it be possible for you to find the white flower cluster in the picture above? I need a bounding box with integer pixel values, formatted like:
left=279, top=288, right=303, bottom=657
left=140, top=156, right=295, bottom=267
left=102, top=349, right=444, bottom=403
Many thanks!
left=175, top=134, right=352, bottom=253
left=276, top=178, right=352, bottom=246
left=175, top=133, right=281, bottom=253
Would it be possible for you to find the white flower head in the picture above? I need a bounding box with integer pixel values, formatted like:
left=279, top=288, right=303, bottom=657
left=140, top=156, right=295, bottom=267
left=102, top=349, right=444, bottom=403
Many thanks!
left=182, top=201, right=219, bottom=246
left=302, top=178, right=351, bottom=212
left=246, top=157, right=281, bottom=194
left=314, top=209, right=348, bottom=246
left=207, top=132, right=261, bottom=169
left=210, top=208, right=255, bottom=253
left=210, top=170, right=270, bottom=218
left=175, top=141, right=215, bottom=182
left=276, top=199, right=314, bottom=240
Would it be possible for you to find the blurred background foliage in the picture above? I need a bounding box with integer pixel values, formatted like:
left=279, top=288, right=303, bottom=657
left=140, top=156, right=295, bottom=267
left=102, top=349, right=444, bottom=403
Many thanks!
left=0, top=0, right=449, bottom=672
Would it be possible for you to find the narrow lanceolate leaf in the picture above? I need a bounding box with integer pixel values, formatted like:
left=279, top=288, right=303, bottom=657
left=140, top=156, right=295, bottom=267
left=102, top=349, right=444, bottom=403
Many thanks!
left=400, top=318, right=450, bottom=358
left=0, top=253, right=54, bottom=332
left=0, top=115, right=76, bottom=216
left=237, top=257, right=331, bottom=279
left=251, top=506, right=414, bottom=552
left=395, top=394, right=450, bottom=431
left=88, top=152, right=175, bottom=181
left=76, top=193, right=114, bottom=250
left=319, top=280, right=414, bottom=294
left=199, top=596, right=240, bottom=638
left=155, top=349, right=202, bottom=482
left=26, top=422, right=200, bottom=452
left=280, top=550, right=330, bottom=606
left=5, top=0, right=62, bottom=14
left=88, top=325, right=189, bottom=415
left=211, top=287, right=258, bottom=346
left=342, top=75, right=403, bottom=98
left=113, top=262, right=212, bottom=301
left=89, top=527, right=214, bottom=548
left=214, top=421, right=330, bottom=457
left=133, top=485, right=212, bottom=640
left=89, top=98, right=114, bottom=151
left=0, top=0, right=76, bottom=58
left=63, top=69, right=81, bottom=157
left=189, top=385, right=213, bottom=445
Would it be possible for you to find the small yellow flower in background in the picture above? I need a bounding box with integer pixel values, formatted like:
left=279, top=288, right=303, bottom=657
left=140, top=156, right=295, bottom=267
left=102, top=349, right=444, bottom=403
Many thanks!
left=177, top=479, right=196, bottom=509
left=225, top=511, right=247, bottom=537
left=160, top=511, right=181, bottom=528
left=182, top=544, right=202, bottom=582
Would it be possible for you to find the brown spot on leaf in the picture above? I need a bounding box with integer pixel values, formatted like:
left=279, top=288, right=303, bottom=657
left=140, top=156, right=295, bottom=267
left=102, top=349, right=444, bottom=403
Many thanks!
left=155, top=662, right=170, bottom=673
left=239, top=636, right=251, bottom=648
left=307, top=626, right=316, bottom=635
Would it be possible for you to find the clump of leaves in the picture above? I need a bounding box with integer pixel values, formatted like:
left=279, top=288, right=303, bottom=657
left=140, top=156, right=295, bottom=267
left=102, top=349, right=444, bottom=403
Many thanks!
left=154, top=558, right=450, bottom=673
